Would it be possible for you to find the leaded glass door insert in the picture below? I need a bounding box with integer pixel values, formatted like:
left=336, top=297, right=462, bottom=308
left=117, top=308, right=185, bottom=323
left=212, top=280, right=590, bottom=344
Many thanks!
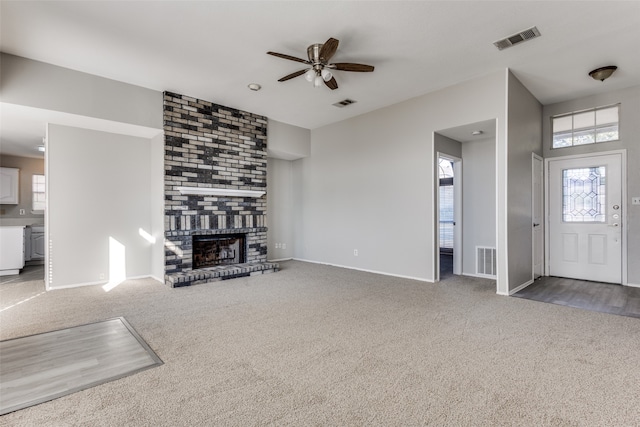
left=562, top=166, right=606, bottom=222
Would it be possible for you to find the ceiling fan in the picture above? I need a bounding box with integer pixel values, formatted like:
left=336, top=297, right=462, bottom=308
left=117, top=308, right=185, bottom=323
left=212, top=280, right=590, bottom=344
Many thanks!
left=267, top=37, right=374, bottom=90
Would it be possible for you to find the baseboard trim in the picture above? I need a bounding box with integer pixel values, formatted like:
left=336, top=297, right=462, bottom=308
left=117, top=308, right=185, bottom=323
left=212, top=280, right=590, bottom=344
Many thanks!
left=625, top=282, right=640, bottom=288
left=461, top=272, right=497, bottom=280
left=509, top=279, right=534, bottom=295
left=268, top=257, right=293, bottom=262
left=292, top=258, right=433, bottom=283
left=49, top=275, right=160, bottom=290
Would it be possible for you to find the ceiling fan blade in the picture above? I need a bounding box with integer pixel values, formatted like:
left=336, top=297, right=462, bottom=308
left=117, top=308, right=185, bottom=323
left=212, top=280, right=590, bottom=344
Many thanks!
left=324, top=76, right=338, bottom=90
left=331, top=63, right=375, bottom=72
left=267, top=51, right=310, bottom=64
left=319, top=38, right=339, bottom=63
left=278, top=69, right=309, bottom=82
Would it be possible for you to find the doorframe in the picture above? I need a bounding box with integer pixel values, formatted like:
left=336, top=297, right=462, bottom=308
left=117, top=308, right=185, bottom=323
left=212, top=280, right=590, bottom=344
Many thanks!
left=532, top=153, right=543, bottom=281
left=544, top=149, right=627, bottom=285
left=435, top=152, right=462, bottom=281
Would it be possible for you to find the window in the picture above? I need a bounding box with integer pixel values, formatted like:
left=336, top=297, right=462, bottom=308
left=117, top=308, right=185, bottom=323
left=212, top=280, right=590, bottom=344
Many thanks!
left=552, top=104, right=619, bottom=149
left=438, top=159, right=454, bottom=250
left=32, top=174, right=45, bottom=212
left=562, top=167, right=606, bottom=223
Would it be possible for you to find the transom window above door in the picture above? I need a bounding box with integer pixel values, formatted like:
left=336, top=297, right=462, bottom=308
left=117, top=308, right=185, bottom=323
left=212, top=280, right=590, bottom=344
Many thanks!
left=552, top=104, right=619, bottom=149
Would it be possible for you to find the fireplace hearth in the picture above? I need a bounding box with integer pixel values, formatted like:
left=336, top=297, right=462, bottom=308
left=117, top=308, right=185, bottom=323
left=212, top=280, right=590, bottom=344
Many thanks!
left=193, top=234, right=245, bottom=269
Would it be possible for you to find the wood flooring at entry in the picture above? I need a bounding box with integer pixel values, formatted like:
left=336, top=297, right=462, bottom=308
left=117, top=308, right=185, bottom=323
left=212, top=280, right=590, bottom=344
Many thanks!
left=513, top=276, right=640, bottom=319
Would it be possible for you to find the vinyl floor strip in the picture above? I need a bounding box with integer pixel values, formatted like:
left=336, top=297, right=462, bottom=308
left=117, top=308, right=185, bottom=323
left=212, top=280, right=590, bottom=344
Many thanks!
left=0, top=317, right=163, bottom=415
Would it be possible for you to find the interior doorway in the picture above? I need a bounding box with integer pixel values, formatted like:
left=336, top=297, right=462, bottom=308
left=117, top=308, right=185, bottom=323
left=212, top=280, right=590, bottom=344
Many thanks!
left=433, top=119, right=496, bottom=285
left=437, top=153, right=462, bottom=280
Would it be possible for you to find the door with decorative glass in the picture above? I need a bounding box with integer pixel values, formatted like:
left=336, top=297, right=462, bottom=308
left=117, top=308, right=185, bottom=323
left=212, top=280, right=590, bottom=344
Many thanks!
left=548, top=153, right=622, bottom=283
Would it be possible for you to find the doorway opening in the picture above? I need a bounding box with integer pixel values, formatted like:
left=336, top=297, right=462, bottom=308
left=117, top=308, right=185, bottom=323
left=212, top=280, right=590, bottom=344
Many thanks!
left=433, top=119, right=497, bottom=285
left=436, top=153, right=462, bottom=280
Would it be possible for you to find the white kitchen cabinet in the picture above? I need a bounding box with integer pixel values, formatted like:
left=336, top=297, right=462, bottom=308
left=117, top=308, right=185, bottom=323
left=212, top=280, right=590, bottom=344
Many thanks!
left=0, top=226, right=26, bottom=275
left=0, top=167, right=20, bottom=205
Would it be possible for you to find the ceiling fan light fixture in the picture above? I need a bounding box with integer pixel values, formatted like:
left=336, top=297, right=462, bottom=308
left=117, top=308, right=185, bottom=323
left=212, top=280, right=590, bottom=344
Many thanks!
left=267, top=37, right=374, bottom=91
left=304, top=69, right=315, bottom=82
left=589, top=65, right=617, bottom=82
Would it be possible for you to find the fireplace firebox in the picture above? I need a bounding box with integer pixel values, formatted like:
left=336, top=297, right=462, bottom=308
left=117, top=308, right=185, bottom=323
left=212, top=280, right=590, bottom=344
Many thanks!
left=192, top=234, right=246, bottom=268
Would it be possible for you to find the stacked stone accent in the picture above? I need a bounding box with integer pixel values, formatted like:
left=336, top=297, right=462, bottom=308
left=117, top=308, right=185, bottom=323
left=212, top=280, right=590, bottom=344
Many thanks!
left=163, top=91, right=277, bottom=287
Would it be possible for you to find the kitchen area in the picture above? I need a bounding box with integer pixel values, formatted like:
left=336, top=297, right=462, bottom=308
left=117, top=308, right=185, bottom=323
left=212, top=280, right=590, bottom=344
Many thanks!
left=0, top=156, right=46, bottom=279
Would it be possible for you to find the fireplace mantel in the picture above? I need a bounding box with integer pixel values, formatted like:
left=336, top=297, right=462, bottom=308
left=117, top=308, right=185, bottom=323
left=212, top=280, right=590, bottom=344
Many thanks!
left=176, top=186, right=265, bottom=198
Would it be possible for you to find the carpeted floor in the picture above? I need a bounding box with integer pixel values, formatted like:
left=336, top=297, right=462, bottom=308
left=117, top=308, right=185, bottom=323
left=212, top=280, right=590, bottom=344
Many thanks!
left=1, top=260, right=639, bottom=426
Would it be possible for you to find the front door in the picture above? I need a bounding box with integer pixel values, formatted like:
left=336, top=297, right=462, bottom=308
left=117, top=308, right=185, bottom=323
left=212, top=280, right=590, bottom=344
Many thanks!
left=548, top=153, right=622, bottom=283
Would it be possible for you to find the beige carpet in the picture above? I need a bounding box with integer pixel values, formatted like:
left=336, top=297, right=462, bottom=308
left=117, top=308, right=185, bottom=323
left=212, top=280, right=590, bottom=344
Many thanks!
left=1, top=260, right=639, bottom=426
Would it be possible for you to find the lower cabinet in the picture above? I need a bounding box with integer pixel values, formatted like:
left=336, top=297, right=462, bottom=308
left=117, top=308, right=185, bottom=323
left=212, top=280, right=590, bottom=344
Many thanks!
left=31, top=231, right=45, bottom=260
left=25, top=226, right=45, bottom=262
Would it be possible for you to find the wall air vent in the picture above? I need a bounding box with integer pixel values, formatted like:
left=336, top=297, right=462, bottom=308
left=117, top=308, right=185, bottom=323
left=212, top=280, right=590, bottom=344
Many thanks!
left=493, top=26, right=541, bottom=50
left=476, top=246, right=497, bottom=277
left=333, top=99, right=357, bottom=108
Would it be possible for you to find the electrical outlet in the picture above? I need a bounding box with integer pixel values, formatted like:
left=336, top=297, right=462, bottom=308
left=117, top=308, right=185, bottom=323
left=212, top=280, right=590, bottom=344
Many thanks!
left=354, top=249, right=358, bottom=256
left=19, top=209, right=25, bottom=215
left=632, top=197, right=640, bottom=205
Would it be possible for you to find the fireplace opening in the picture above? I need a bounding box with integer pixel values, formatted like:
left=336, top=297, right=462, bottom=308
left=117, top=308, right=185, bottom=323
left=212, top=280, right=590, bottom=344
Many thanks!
left=192, top=234, right=246, bottom=268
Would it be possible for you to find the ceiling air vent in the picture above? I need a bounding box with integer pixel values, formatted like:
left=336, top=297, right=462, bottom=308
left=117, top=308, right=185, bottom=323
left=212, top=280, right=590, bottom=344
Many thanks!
left=493, top=26, right=541, bottom=50
left=333, top=99, right=357, bottom=108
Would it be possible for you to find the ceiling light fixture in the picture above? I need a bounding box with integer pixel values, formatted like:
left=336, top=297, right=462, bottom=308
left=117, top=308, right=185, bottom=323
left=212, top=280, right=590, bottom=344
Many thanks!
left=304, top=69, right=315, bottom=82
left=589, top=66, right=617, bottom=82
left=247, top=83, right=262, bottom=91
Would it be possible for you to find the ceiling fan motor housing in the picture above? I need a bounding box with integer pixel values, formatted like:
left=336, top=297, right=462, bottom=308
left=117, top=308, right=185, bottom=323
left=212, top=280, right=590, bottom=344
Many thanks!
left=307, top=44, right=325, bottom=66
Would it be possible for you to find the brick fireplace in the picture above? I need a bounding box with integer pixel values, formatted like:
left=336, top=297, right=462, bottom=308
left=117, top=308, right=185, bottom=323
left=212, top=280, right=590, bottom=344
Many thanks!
left=163, top=91, right=278, bottom=287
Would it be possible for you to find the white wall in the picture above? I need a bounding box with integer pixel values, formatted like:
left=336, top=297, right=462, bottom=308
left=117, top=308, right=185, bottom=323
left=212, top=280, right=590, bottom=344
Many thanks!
left=266, top=119, right=310, bottom=261
left=434, top=133, right=462, bottom=159
left=267, top=119, right=310, bottom=160
left=267, top=158, right=294, bottom=261
left=47, top=125, right=157, bottom=288
left=461, top=137, right=496, bottom=276
left=506, top=71, right=543, bottom=292
left=1, top=53, right=162, bottom=129
left=543, top=85, right=640, bottom=286
left=294, top=71, right=507, bottom=283
left=150, top=133, right=165, bottom=282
